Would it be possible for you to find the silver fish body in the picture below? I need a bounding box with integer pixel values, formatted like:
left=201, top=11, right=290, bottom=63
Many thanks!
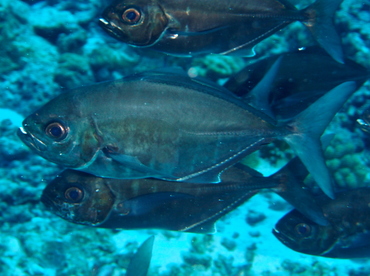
left=18, top=71, right=357, bottom=199
left=18, top=72, right=286, bottom=182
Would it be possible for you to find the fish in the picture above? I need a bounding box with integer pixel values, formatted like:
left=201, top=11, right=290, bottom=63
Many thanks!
left=225, top=47, right=370, bottom=119
left=98, top=0, right=344, bottom=63
left=273, top=188, right=370, bottom=258
left=17, top=69, right=357, bottom=198
left=41, top=157, right=328, bottom=233
left=357, top=107, right=370, bottom=134
left=126, top=236, right=154, bottom=276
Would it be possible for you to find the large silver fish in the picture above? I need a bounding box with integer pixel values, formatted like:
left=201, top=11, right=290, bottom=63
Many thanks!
left=98, top=0, right=344, bottom=63
left=17, top=70, right=357, bottom=198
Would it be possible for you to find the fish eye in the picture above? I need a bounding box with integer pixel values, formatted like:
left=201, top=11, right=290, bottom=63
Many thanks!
left=121, top=7, right=141, bottom=24
left=65, top=187, right=84, bottom=203
left=295, top=223, right=312, bottom=237
left=45, top=121, right=68, bottom=140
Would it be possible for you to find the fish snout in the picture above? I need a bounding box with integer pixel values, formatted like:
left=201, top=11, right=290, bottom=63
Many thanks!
left=99, top=18, right=110, bottom=27
left=98, top=17, right=130, bottom=42
left=357, top=118, right=370, bottom=133
left=40, top=192, right=55, bottom=209
left=272, top=228, right=288, bottom=244
left=17, top=127, right=47, bottom=152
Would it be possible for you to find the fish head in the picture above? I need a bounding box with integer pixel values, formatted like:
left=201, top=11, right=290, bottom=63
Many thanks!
left=17, top=92, right=100, bottom=168
left=272, top=209, right=337, bottom=256
left=41, top=170, right=115, bottom=226
left=99, top=0, right=168, bottom=47
left=357, top=107, right=370, bottom=134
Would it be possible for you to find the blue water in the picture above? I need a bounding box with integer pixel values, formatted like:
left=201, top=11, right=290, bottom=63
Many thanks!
left=1, top=0, right=369, bottom=275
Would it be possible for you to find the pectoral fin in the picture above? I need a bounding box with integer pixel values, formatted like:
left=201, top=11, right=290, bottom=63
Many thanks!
left=122, top=192, right=195, bottom=216
left=106, top=152, right=174, bottom=179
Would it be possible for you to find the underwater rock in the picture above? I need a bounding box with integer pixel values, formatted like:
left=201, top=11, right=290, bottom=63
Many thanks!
left=324, top=129, right=369, bottom=189
left=190, top=55, right=245, bottom=80
left=220, top=238, right=236, bottom=251
left=0, top=235, right=26, bottom=275
left=349, top=267, right=370, bottom=276
left=56, top=28, right=88, bottom=53
left=254, top=21, right=313, bottom=58
left=213, top=254, right=234, bottom=275
left=281, top=260, right=306, bottom=274
left=248, top=231, right=261, bottom=238
left=88, top=43, right=140, bottom=76
left=2, top=205, right=33, bottom=223
left=0, top=0, right=29, bottom=74
left=3, top=33, right=61, bottom=115
left=258, top=141, right=294, bottom=166
left=54, top=53, right=94, bottom=89
left=246, top=210, right=267, bottom=226
left=0, top=56, right=20, bottom=75
left=0, top=235, right=23, bottom=257
left=190, top=236, right=213, bottom=254
left=0, top=137, right=29, bottom=162
left=181, top=251, right=212, bottom=268
left=336, top=0, right=370, bottom=67
left=0, top=114, right=29, bottom=165
left=30, top=7, right=83, bottom=44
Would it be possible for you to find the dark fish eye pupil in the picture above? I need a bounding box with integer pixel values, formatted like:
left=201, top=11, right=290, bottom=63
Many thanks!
left=45, top=121, right=67, bottom=140
left=122, top=8, right=141, bottom=24
left=295, top=223, right=311, bottom=236
left=50, top=126, right=62, bottom=137
left=65, top=187, right=84, bottom=202
left=69, top=190, right=79, bottom=200
left=126, top=11, right=136, bottom=20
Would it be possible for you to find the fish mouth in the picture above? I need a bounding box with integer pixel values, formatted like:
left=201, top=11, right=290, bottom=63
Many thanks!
left=98, top=18, right=124, bottom=39
left=98, top=17, right=134, bottom=44
left=40, top=192, right=56, bottom=210
left=17, top=127, right=47, bottom=152
left=41, top=193, right=76, bottom=222
left=98, top=17, right=110, bottom=29
left=272, top=228, right=293, bottom=246
left=357, top=118, right=370, bottom=133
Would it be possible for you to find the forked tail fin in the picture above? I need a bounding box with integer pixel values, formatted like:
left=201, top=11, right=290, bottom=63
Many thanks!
left=303, top=0, right=344, bottom=63
left=284, top=82, right=357, bottom=199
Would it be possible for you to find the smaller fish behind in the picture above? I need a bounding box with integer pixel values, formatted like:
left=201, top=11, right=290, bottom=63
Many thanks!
left=273, top=188, right=370, bottom=258
left=99, top=0, right=344, bottom=63
left=224, top=47, right=370, bottom=119
left=41, top=157, right=327, bottom=233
